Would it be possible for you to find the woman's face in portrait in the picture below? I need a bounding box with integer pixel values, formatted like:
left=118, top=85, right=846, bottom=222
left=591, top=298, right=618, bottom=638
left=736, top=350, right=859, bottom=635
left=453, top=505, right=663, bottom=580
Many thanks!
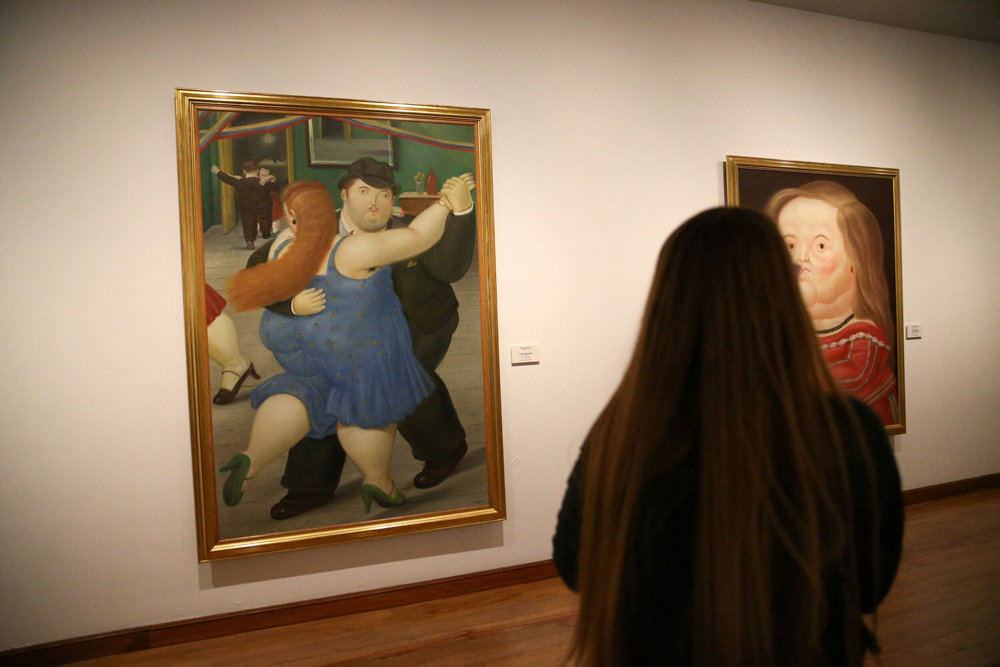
left=777, top=196, right=855, bottom=319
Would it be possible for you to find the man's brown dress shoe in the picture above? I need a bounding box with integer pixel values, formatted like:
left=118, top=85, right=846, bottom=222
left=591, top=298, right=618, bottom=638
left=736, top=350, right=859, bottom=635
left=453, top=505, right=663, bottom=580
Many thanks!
left=413, top=440, right=468, bottom=489
left=270, top=491, right=335, bottom=520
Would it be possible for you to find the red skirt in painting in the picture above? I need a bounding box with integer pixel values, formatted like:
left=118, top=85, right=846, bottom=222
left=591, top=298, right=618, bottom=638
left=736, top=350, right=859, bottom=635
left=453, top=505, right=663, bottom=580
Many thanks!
left=271, top=191, right=282, bottom=223
left=205, top=283, right=227, bottom=325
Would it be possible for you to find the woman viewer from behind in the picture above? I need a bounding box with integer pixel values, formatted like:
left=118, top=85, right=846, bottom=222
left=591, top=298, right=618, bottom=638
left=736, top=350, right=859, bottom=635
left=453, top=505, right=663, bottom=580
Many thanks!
left=552, top=207, right=903, bottom=665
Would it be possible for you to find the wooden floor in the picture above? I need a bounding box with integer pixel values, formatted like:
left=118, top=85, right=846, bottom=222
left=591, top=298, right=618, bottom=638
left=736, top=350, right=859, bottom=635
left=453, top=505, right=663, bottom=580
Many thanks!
left=72, top=488, right=999, bottom=665
left=872, top=487, right=1000, bottom=666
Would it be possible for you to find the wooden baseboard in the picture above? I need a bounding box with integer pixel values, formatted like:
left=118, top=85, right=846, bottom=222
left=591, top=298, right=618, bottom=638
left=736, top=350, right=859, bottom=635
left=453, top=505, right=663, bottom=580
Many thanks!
left=902, top=472, right=1000, bottom=506
left=0, top=561, right=558, bottom=666
left=5, top=473, right=1000, bottom=665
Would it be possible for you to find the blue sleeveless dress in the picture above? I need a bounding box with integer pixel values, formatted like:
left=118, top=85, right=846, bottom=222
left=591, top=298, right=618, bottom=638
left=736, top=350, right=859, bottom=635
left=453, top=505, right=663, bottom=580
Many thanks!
left=251, top=236, right=434, bottom=436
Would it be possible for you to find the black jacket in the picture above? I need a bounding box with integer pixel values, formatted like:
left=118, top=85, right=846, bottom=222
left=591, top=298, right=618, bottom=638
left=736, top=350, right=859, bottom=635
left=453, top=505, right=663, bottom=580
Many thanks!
left=552, top=397, right=904, bottom=664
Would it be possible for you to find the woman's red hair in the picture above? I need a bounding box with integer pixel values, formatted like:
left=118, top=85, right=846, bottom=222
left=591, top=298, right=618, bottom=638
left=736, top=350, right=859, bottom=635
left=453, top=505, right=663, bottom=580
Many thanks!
left=226, top=182, right=338, bottom=312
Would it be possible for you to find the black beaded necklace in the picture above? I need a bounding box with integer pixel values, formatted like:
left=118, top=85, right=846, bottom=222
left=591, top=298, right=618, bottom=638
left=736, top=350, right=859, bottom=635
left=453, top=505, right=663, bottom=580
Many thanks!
left=816, top=313, right=854, bottom=335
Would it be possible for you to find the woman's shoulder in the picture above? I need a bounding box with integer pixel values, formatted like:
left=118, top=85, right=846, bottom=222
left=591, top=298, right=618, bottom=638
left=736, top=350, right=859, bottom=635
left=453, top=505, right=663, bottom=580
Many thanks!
left=829, top=394, right=898, bottom=486
left=826, top=394, right=887, bottom=439
left=269, top=228, right=297, bottom=259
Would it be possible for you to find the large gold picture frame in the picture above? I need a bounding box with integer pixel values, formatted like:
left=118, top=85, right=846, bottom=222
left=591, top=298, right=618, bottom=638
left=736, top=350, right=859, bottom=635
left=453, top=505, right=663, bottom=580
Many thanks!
left=725, top=155, right=905, bottom=435
left=175, top=89, right=504, bottom=561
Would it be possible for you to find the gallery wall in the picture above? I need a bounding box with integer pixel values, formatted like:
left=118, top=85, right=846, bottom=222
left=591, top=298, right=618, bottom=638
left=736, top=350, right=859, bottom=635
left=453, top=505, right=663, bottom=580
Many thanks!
left=2, top=0, right=998, bottom=651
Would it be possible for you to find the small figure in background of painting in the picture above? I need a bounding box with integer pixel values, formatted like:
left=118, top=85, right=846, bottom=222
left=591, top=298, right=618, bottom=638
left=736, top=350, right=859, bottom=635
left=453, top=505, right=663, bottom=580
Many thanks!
left=260, top=166, right=284, bottom=233
left=204, top=283, right=258, bottom=404
left=767, top=181, right=898, bottom=426
left=211, top=161, right=281, bottom=249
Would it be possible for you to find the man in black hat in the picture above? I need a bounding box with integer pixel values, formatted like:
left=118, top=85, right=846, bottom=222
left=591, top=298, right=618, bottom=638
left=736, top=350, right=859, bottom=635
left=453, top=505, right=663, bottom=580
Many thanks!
left=248, top=157, right=477, bottom=519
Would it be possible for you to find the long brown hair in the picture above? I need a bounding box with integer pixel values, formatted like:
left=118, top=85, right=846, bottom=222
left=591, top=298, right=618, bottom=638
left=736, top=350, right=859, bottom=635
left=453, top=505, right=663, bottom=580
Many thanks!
left=226, top=182, right=337, bottom=312
left=766, top=180, right=895, bottom=354
left=572, top=207, right=873, bottom=664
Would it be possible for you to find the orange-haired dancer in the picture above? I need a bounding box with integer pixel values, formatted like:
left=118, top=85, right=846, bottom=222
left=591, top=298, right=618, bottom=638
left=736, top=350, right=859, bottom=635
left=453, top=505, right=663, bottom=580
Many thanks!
left=220, top=173, right=474, bottom=513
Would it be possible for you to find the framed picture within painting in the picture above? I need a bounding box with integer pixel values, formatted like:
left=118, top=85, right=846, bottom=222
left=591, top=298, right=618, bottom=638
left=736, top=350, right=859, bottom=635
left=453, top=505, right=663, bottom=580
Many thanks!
left=306, top=116, right=396, bottom=167
left=175, top=89, right=504, bottom=560
left=725, top=155, right=905, bottom=434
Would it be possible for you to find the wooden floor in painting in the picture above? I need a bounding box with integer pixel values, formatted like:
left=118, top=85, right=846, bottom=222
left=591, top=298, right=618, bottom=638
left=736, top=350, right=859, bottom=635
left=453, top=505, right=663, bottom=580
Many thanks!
left=203, top=221, right=491, bottom=540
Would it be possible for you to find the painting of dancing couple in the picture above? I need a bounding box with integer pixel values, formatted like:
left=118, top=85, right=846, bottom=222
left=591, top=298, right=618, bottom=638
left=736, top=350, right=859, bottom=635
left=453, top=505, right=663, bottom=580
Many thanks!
left=726, top=155, right=905, bottom=434
left=175, top=90, right=503, bottom=560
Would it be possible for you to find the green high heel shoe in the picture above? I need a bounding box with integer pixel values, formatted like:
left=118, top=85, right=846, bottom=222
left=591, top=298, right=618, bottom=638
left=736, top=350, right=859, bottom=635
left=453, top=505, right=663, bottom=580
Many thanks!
left=360, top=483, right=405, bottom=513
left=220, top=453, right=252, bottom=507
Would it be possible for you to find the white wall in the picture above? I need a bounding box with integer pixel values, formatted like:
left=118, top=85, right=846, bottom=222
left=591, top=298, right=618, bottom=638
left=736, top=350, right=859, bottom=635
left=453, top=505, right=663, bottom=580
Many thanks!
left=1, top=0, right=998, bottom=651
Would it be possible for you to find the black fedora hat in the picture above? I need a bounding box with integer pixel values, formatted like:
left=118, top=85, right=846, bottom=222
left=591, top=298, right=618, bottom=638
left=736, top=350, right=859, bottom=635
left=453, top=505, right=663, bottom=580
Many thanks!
left=337, top=157, right=399, bottom=196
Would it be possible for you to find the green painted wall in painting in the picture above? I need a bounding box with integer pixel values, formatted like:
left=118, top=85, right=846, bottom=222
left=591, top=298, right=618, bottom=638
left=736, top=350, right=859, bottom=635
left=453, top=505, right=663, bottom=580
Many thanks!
left=291, top=120, right=476, bottom=208
left=200, top=117, right=476, bottom=232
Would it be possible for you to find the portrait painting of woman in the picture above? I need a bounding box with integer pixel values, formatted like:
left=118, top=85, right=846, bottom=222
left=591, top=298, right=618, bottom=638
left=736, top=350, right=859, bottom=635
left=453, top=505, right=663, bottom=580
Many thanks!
left=726, top=156, right=904, bottom=432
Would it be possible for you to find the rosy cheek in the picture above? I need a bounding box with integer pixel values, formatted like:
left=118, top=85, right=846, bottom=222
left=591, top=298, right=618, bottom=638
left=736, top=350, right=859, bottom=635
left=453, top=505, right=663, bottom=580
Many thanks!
left=814, top=257, right=837, bottom=276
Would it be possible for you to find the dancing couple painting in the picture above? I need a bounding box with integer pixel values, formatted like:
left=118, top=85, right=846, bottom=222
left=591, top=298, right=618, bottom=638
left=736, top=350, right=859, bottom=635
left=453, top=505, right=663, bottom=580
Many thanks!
left=213, top=158, right=478, bottom=522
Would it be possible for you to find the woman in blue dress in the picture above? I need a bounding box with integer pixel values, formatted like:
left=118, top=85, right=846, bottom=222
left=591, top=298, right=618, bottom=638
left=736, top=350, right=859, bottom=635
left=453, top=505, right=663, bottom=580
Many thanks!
left=220, top=172, right=475, bottom=513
